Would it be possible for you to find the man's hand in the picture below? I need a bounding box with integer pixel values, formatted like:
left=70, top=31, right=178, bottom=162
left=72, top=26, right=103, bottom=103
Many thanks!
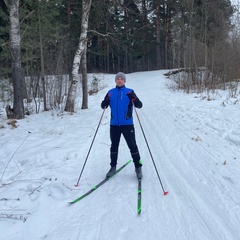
left=127, top=91, right=137, bottom=101
left=101, top=96, right=110, bottom=109
left=127, top=91, right=142, bottom=108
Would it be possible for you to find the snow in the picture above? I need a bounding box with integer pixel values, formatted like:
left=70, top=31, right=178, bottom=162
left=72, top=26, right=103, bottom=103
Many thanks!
left=1, top=70, right=240, bottom=240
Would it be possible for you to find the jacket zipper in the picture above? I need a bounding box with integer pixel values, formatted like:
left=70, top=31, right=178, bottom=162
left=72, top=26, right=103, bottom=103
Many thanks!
left=117, top=88, right=120, bottom=125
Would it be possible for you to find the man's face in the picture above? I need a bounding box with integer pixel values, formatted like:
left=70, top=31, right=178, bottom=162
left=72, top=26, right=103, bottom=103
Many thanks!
left=115, top=78, right=125, bottom=87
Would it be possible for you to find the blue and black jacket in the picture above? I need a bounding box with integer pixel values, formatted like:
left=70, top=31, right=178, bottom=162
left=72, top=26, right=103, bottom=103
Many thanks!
left=101, top=85, right=142, bottom=126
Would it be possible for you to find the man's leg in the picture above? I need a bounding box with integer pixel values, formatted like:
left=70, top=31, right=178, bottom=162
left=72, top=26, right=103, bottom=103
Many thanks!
left=122, top=125, right=142, bottom=168
left=110, top=126, right=121, bottom=167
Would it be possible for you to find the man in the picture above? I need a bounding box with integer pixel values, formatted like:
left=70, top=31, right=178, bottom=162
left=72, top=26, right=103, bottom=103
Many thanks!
left=101, top=72, right=143, bottom=179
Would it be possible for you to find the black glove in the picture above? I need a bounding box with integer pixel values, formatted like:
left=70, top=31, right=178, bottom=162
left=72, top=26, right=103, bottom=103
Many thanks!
left=101, top=99, right=109, bottom=109
left=101, top=95, right=110, bottom=109
left=127, top=91, right=142, bottom=108
left=127, top=91, right=137, bottom=101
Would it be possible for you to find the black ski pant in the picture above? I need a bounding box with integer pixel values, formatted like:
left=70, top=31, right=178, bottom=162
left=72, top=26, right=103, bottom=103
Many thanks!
left=110, top=125, right=142, bottom=168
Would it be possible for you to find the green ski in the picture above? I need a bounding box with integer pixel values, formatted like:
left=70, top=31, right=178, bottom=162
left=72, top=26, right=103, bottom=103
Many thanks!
left=137, top=179, right=142, bottom=214
left=69, top=160, right=132, bottom=204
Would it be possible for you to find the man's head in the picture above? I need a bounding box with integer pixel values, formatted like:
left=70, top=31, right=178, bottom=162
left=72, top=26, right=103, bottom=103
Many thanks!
left=115, top=72, right=126, bottom=87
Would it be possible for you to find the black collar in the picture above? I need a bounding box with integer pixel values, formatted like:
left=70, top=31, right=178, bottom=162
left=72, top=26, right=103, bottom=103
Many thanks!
left=116, top=85, right=125, bottom=89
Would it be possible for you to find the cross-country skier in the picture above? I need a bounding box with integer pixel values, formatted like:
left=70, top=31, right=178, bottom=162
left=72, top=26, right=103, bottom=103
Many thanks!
left=101, top=72, right=143, bottom=179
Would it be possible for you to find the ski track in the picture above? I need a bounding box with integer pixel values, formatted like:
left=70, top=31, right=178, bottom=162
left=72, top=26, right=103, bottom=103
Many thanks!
left=132, top=73, right=240, bottom=240
left=1, top=71, right=240, bottom=240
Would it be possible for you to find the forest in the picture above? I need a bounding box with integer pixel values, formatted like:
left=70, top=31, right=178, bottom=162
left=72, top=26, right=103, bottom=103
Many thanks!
left=0, top=0, right=240, bottom=118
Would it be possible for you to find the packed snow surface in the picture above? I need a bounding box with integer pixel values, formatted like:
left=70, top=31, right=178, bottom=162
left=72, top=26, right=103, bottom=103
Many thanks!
left=1, top=70, right=240, bottom=240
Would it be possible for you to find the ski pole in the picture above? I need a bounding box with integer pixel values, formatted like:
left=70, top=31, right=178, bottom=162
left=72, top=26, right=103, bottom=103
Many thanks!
left=133, top=106, right=168, bottom=195
left=75, top=109, right=106, bottom=187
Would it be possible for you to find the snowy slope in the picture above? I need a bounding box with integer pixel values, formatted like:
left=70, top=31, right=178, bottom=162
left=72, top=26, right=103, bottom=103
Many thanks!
left=1, top=70, right=240, bottom=240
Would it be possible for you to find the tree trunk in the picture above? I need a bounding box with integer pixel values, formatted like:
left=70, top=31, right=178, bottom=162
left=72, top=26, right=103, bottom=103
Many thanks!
left=165, top=4, right=172, bottom=69
left=142, top=0, right=147, bottom=70
left=81, top=47, right=88, bottom=109
left=38, top=2, right=48, bottom=111
left=64, top=0, right=92, bottom=113
left=156, top=1, right=162, bottom=69
left=5, top=0, right=25, bottom=119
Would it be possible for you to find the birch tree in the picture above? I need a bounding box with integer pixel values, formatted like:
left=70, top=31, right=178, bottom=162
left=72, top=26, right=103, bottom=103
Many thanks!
left=81, top=47, right=88, bottom=109
left=64, top=0, right=92, bottom=112
left=4, top=0, right=25, bottom=119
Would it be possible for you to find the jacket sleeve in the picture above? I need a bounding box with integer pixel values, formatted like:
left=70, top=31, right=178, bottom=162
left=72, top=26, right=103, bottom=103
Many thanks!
left=101, top=93, right=110, bottom=109
left=129, top=91, right=143, bottom=109
left=133, top=95, right=143, bottom=108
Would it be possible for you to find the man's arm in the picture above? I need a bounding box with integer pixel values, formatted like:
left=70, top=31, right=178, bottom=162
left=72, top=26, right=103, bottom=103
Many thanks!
left=101, top=93, right=110, bottom=109
left=127, top=91, right=143, bottom=108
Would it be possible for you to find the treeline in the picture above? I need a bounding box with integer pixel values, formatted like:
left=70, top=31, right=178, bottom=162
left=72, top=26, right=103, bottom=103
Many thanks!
left=0, top=0, right=240, bottom=119
left=0, top=0, right=240, bottom=117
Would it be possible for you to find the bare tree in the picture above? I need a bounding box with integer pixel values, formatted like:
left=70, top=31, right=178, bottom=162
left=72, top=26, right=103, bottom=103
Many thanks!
left=155, top=1, right=162, bottom=69
left=38, top=1, right=47, bottom=111
left=4, top=0, right=25, bottom=119
left=64, top=0, right=92, bottom=113
left=81, top=47, right=88, bottom=109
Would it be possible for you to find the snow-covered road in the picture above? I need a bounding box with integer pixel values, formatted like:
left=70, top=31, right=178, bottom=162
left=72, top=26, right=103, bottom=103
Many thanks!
left=1, top=70, right=240, bottom=240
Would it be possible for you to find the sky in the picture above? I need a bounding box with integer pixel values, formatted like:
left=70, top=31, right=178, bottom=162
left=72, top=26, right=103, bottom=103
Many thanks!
left=1, top=70, right=240, bottom=240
